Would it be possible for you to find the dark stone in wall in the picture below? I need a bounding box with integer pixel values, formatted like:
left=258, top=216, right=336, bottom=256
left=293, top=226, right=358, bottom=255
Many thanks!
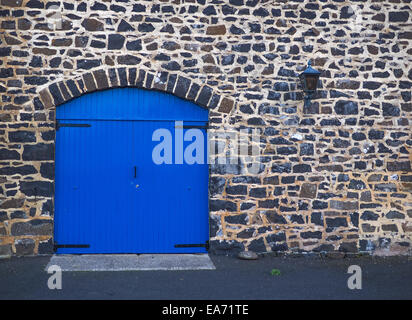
left=387, top=161, right=411, bottom=172
left=266, top=211, right=287, bottom=224
left=0, top=68, right=13, bottom=78
left=313, top=244, right=334, bottom=252
left=382, top=224, right=398, bottom=232
left=27, top=0, right=44, bottom=9
left=20, top=181, right=53, bottom=197
left=93, top=70, right=109, bottom=89
left=301, top=231, right=322, bottom=239
left=226, top=185, right=247, bottom=195
left=386, top=211, right=405, bottom=219
left=359, top=240, right=375, bottom=252
left=339, top=242, right=357, bottom=253
left=311, top=212, right=323, bottom=226
left=232, top=44, right=251, bottom=53
left=118, top=55, right=141, bottom=65
left=196, top=85, right=213, bottom=107
left=126, top=39, right=142, bottom=51
left=209, top=177, right=226, bottom=196
left=118, top=19, right=134, bottom=32
left=38, top=238, right=54, bottom=254
left=90, top=40, right=105, bottom=49
left=340, top=6, right=355, bottom=19
left=0, top=198, right=24, bottom=209
left=42, top=199, right=53, bottom=217
left=352, top=132, right=366, bottom=141
left=299, top=183, right=317, bottom=199
left=77, top=59, right=101, bottom=70
left=348, top=180, right=366, bottom=190
left=209, top=215, right=220, bottom=238
left=350, top=212, right=359, bottom=228
left=24, top=76, right=48, bottom=85
left=0, top=212, right=8, bottom=222
left=303, top=101, right=319, bottom=114
left=22, top=143, right=53, bottom=161
left=330, top=200, right=358, bottom=211
left=293, top=164, right=312, bottom=173
left=11, top=219, right=52, bottom=236
left=368, top=129, right=384, bottom=140
left=0, top=244, right=11, bottom=256
left=357, top=91, right=372, bottom=99
left=277, top=146, right=297, bottom=155
left=225, top=213, right=248, bottom=225
left=266, top=232, right=287, bottom=244
left=259, top=199, right=276, bottom=209
left=174, top=76, right=191, bottom=98
left=162, top=61, right=180, bottom=71
left=334, top=100, right=358, bottom=115
left=0, top=165, right=36, bottom=176
left=117, top=67, right=127, bottom=87
left=363, top=81, right=382, bottom=90
left=75, top=36, right=88, bottom=48
left=389, top=11, right=409, bottom=22
left=248, top=237, right=266, bottom=252
left=271, top=163, right=291, bottom=174
left=132, top=4, right=146, bottom=12
left=8, top=130, right=36, bottom=143
left=326, top=218, right=348, bottom=228
left=89, top=2, right=106, bottom=11
left=313, top=200, right=328, bottom=209
left=108, top=34, right=125, bottom=50
left=0, top=47, right=11, bottom=57
left=209, top=240, right=244, bottom=256
left=15, top=239, right=35, bottom=256
left=40, top=162, right=54, bottom=180
left=237, top=228, right=255, bottom=239
left=210, top=199, right=237, bottom=212
left=81, top=18, right=104, bottom=31
left=270, top=242, right=289, bottom=252
left=249, top=187, right=266, bottom=198
left=0, top=148, right=20, bottom=160
left=138, top=23, right=155, bottom=32
left=332, top=137, right=349, bottom=148
left=361, top=211, right=379, bottom=221
left=267, top=91, right=281, bottom=101
left=382, top=103, right=400, bottom=117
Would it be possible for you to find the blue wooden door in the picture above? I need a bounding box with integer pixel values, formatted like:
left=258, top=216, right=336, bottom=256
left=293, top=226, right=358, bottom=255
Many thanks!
left=55, top=88, right=209, bottom=254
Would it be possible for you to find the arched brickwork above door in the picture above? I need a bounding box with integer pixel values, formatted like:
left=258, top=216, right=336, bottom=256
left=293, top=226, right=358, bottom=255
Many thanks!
left=36, top=68, right=236, bottom=113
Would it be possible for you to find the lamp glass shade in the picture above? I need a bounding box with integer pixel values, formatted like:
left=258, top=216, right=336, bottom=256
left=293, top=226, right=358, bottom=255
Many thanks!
left=305, top=74, right=320, bottom=91
left=299, top=60, right=321, bottom=93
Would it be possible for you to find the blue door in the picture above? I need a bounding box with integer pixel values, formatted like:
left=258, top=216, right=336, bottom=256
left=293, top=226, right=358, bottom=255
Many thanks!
left=54, top=88, right=209, bottom=254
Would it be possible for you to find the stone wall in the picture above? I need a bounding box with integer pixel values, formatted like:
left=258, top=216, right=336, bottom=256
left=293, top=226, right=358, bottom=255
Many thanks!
left=0, top=0, right=411, bottom=257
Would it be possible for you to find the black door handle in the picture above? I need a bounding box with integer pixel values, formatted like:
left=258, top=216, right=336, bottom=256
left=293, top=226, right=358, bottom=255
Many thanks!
left=134, top=166, right=137, bottom=178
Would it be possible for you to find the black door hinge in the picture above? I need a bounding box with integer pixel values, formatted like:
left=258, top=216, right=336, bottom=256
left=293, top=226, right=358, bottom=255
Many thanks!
left=175, top=240, right=209, bottom=251
left=56, top=120, right=91, bottom=130
left=53, top=242, right=90, bottom=252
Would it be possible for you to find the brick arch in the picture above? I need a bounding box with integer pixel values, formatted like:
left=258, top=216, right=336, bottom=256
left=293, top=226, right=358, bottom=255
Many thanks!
left=36, top=68, right=235, bottom=113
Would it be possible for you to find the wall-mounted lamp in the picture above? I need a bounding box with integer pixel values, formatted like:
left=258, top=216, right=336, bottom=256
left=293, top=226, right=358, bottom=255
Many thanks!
left=299, top=60, right=321, bottom=108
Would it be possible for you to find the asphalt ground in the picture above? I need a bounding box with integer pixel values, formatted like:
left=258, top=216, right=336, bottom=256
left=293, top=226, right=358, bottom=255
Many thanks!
left=0, top=254, right=411, bottom=300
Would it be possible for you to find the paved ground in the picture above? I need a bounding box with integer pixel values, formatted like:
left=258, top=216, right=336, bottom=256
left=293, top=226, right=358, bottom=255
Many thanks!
left=46, top=254, right=215, bottom=271
left=0, top=254, right=411, bottom=300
